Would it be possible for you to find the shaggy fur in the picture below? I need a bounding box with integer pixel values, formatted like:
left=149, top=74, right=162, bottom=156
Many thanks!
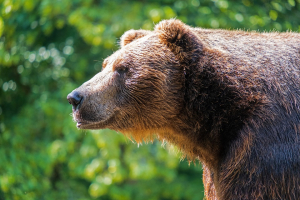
left=67, top=19, right=300, bottom=200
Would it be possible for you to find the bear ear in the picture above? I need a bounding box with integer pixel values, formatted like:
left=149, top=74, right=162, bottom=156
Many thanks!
left=154, top=19, right=202, bottom=64
left=120, top=29, right=151, bottom=47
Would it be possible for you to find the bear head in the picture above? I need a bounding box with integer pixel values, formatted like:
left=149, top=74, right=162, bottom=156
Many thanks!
left=67, top=19, right=202, bottom=142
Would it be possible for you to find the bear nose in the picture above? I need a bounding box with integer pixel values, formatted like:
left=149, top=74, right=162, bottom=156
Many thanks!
left=67, top=91, right=83, bottom=110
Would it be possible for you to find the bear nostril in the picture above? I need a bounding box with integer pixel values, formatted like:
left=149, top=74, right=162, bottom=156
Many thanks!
left=67, top=91, right=83, bottom=110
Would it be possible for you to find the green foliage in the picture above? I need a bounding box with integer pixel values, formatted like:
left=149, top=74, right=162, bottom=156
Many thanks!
left=0, top=0, right=299, bottom=199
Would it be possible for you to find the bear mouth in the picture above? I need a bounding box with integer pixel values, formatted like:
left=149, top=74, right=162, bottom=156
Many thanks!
left=75, top=119, right=105, bottom=129
left=72, top=106, right=121, bottom=130
left=76, top=121, right=90, bottom=128
left=72, top=111, right=116, bottom=130
left=72, top=110, right=100, bottom=129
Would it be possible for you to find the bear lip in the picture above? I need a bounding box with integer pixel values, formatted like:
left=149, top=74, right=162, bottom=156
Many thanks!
left=73, top=109, right=119, bottom=129
left=76, top=120, right=96, bottom=129
left=76, top=120, right=106, bottom=129
left=72, top=111, right=94, bottom=129
left=76, top=121, right=93, bottom=129
left=73, top=115, right=107, bottom=129
left=76, top=121, right=84, bottom=128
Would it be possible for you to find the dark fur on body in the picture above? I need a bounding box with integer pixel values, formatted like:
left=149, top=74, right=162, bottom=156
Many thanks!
left=68, top=20, right=300, bottom=200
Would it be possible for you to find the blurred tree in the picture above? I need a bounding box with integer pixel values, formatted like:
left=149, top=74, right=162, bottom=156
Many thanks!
left=0, top=0, right=299, bottom=199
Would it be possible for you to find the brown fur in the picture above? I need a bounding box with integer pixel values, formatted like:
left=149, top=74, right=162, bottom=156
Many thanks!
left=67, top=19, right=300, bottom=200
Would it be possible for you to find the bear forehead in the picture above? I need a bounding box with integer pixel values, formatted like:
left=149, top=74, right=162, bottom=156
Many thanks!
left=103, top=34, right=171, bottom=69
left=122, top=32, right=156, bottom=48
left=102, top=50, right=131, bottom=69
left=121, top=34, right=164, bottom=56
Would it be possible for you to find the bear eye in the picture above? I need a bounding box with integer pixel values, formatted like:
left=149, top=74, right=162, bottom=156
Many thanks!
left=116, top=66, right=129, bottom=74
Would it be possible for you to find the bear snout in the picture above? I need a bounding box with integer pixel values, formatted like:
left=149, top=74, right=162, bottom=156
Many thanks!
left=67, top=90, right=83, bottom=111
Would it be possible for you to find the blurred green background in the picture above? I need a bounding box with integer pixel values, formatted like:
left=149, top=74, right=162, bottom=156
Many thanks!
left=0, top=0, right=299, bottom=199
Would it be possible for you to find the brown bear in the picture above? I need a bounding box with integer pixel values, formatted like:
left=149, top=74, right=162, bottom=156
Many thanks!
left=67, top=19, right=300, bottom=200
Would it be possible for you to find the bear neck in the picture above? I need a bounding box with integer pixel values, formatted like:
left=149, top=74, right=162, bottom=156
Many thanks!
left=168, top=47, right=263, bottom=171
